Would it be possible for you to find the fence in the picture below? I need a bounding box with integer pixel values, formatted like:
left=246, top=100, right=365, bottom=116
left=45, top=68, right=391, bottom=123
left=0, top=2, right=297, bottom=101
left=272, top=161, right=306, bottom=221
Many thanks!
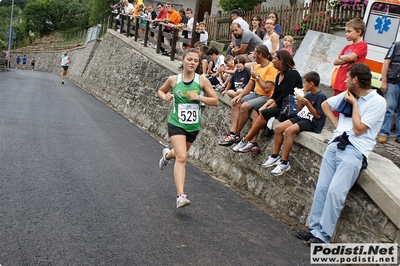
left=110, top=13, right=203, bottom=61
left=204, top=0, right=366, bottom=42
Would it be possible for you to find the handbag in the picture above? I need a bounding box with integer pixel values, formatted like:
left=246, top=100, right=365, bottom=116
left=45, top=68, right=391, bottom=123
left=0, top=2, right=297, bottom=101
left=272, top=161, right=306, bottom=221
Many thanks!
left=278, top=94, right=298, bottom=122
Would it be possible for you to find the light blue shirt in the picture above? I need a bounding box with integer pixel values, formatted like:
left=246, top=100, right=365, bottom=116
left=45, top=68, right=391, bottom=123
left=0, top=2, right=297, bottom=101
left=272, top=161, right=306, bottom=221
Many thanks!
left=327, top=90, right=386, bottom=158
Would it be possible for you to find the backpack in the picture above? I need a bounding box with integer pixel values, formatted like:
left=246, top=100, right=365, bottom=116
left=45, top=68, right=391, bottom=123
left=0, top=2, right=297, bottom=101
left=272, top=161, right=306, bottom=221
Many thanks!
left=278, top=94, right=298, bottom=122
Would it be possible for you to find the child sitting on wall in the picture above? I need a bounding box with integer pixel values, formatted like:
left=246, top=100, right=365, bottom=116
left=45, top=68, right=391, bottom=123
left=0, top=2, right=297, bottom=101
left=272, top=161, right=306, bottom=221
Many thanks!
left=215, top=55, right=236, bottom=91
left=261, top=71, right=327, bottom=176
left=206, top=46, right=225, bottom=86
left=221, top=55, right=251, bottom=98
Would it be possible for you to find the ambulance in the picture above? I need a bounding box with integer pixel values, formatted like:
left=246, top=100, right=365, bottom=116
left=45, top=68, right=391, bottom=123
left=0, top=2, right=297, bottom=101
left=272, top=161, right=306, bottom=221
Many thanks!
left=363, top=0, right=400, bottom=89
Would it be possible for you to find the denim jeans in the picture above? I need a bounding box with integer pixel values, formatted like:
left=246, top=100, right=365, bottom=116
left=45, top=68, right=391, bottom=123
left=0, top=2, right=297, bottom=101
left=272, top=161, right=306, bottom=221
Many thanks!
left=380, top=82, right=400, bottom=139
left=309, top=143, right=362, bottom=243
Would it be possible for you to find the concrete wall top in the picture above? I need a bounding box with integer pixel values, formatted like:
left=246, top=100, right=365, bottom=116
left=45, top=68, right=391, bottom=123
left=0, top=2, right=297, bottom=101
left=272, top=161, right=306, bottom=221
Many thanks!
left=294, top=30, right=352, bottom=87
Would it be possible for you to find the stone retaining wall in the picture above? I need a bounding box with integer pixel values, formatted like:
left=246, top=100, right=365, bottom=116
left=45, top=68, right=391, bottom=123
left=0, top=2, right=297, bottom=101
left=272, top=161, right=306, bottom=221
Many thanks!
left=11, top=29, right=400, bottom=245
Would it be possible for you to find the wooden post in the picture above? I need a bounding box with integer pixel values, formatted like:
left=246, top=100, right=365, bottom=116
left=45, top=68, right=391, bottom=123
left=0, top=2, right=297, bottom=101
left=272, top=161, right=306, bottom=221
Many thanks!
left=126, top=16, right=131, bottom=37
left=156, top=24, right=162, bottom=54
left=190, top=0, right=201, bottom=47
left=144, top=20, right=150, bottom=46
left=134, top=17, right=140, bottom=41
left=170, top=28, right=178, bottom=60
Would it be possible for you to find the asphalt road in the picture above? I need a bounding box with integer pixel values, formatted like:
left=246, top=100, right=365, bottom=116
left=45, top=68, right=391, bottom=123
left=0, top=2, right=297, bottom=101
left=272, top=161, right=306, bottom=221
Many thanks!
left=0, top=70, right=312, bottom=265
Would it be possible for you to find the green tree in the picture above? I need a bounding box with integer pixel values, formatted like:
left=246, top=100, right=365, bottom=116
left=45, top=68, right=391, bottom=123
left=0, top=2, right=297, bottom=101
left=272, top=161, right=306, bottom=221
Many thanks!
left=22, top=0, right=55, bottom=36
left=0, top=0, right=31, bottom=11
left=89, top=0, right=113, bottom=26
left=22, top=0, right=90, bottom=36
left=0, top=39, right=6, bottom=50
left=0, top=6, right=20, bottom=43
left=218, top=0, right=263, bottom=12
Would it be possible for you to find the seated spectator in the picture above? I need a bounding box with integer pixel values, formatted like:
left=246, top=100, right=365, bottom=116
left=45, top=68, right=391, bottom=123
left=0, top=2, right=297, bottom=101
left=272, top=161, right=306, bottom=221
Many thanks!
left=226, top=9, right=250, bottom=56
left=198, top=45, right=213, bottom=75
left=206, top=47, right=225, bottom=86
left=222, top=55, right=251, bottom=98
left=193, top=41, right=204, bottom=50
left=198, top=21, right=208, bottom=46
left=222, top=55, right=236, bottom=87
left=261, top=71, right=327, bottom=176
left=280, top=35, right=294, bottom=56
left=218, top=45, right=278, bottom=147
left=250, top=14, right=265, bottom=40
left=231, top=50, right=302, bottom=152
left=263, top=18, right=279, bottom=55
left=230, top=23, right=263, bottom=62
left=267, top=12, right=282, bottom=37
left=214, top=55, right=236, bottom=91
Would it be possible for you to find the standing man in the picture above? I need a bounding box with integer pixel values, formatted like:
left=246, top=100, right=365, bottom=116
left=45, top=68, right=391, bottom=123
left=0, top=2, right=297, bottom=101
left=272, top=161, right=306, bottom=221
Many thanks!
left=230, top=9, right=249, bottom=31
left=295, top=63, right=386, bottom=244
left=59, top=50, right=72, bottom=85
left=153, top=3, right=168, bottom=54
left=230, top=23, right=263, bottom=62
left=160, top=3, right=181, bottom=56
left=378, top=41, right=400, bottom=144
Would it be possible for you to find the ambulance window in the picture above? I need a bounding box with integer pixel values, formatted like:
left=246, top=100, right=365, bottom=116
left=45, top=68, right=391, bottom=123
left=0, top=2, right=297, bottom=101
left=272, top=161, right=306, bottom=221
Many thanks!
left=364, top=2, right=400, bottom=48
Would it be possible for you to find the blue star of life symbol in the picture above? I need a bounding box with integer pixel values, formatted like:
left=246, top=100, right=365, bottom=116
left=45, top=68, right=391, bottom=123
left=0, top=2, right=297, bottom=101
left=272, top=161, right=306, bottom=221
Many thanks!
left=375, top=15, right=391, bottom=34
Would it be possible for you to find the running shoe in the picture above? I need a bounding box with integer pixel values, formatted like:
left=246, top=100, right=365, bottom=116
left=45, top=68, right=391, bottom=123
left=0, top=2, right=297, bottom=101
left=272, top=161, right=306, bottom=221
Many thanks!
left=238, top=141, right=261, bottom=153
left=159, top=147, right=171, bottom=170
left=233, top=138, right=248, bottom=152
left=261, top=155, right=281, bottom=168
left=62, top=80, right=64, bottom=84
left=177, top=194, right=191, bottom=208
left=270, top=161, right=291, bottom=176
left=251, top=143, right=261, bottom=153
left=218, top=132, right=241, bottom=146
left=214, top=84, right=225, bottom=92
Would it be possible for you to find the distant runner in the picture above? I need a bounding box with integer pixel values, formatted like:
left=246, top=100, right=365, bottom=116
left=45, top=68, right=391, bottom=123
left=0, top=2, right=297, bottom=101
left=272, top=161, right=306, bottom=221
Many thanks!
left=59, top=50, right=72, bottom=84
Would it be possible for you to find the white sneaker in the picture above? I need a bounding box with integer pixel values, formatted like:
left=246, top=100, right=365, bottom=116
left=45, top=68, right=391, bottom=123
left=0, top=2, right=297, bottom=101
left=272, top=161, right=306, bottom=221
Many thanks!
left=232, top=138, right=248, bottom=152
left=177, top=194, right=191, bottom=208
left=159, top=148, right=171, bottom=170
left=261, top=155, right=281, bottom=168
left=270, top=161, right=291, bottom=176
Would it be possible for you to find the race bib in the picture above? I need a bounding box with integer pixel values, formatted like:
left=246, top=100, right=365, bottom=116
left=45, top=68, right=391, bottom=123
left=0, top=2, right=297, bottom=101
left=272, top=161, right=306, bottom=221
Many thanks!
left=178, top=104, right=199, bottom=124
left=297, top=106, right=314, bottom=121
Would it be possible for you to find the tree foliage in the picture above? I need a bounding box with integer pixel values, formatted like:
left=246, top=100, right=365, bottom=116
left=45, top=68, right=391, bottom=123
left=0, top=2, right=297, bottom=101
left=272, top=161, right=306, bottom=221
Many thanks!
left=218, top=0, right=263, bottom=12
left=89, top=0, right=114, bottom=26
left=22, top=0, right=90, bottom=36
left=0, top=0, right=31, bottom=11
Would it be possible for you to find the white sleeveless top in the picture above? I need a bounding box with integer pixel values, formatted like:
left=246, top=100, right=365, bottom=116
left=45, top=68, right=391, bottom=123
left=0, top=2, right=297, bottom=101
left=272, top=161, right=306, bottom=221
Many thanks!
left=61, top=55, right=69, bottom=66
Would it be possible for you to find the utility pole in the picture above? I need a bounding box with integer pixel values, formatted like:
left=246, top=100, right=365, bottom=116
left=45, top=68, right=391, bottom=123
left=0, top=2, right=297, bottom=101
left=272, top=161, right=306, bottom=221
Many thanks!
left=6, top=0, right=15, bottom=70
